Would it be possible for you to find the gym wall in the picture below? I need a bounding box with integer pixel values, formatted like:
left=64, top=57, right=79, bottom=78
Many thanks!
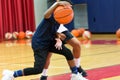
left=34, top=0, right=88, bottom=29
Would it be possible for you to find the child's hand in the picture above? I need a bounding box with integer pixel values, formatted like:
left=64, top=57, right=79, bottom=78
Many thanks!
left=55, top=38, right=62, bottom=50
left=57, top=1, right=72, bottom=7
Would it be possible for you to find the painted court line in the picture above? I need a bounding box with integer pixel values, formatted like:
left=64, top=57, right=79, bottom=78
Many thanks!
left=32, top=64, right=120, bottom=80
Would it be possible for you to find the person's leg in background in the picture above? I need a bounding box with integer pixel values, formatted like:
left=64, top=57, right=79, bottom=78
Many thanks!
left=62, top=30, right=87, bottom=77
left=48, top=42, right=88, bottom=80
left=66, top=36, right=87, bottom=77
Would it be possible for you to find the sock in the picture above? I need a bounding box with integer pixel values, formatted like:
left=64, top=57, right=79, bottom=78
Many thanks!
left=74, top=58, right=80, bottom=68
left=41, top=69, right=48, bottom=76
left=13, top=70, right=23, bottom=77
left=70, top=66, right=78, bottom=74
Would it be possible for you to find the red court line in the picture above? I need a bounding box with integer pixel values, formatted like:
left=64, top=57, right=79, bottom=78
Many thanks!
left=86, top=64, right=120, bottom=80
left=33, top=64, right=120, bottom=80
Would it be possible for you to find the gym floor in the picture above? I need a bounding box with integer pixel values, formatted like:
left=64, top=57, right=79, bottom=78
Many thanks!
left=0, top=34, right=120, bottom=80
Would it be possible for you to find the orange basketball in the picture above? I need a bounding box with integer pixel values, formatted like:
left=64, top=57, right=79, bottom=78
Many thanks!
left=116, top=28, right=120, bottom=38
left=77, top=28, right=85, bottom=37
left=71, top=29, right=79, bottom=37
left=18, top=31, right=25, bottom=39
left=54, top=6, right=74, bottom=24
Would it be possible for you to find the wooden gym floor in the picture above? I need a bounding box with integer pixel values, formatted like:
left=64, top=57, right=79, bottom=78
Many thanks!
left=0, top=34, right=120, bottom=80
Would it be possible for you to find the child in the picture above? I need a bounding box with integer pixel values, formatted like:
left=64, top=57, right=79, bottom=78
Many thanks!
left=40, top=24, right=87, bottom=80
left=2, top=1, right=87, bottom=80
left=40, top=0, right=87, bottom=80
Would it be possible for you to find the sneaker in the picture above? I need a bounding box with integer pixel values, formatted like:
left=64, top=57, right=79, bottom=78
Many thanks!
left=78, top=66, right=87, bottom=77
left=40, top=75, right=48, bottom=80
left=71, top=73, right=88, bottom=80
left=2, top=70, right=14, bottom=80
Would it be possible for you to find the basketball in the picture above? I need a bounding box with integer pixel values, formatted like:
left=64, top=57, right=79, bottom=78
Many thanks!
left=82, top=30, right=92, bottom=40
left=54, top=6, right=74, bottom=24
left=71, top=29, right=79, bottom=37
left=12, top=32, right=19, bottom=39
left=116, top=28, right=120, bottom=38
left=5, top=32, right=12, bottom=40
left=18, top=31, right=25, bottom=39
left=77, top=28, right=85, bottom=37
left=25, top=30, right=33, bottom=39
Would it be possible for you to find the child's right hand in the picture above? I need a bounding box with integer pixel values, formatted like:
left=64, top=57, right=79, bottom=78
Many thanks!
left=55, top=38, right=62, bottom=50
left=57, top=1, right=72, bottom=7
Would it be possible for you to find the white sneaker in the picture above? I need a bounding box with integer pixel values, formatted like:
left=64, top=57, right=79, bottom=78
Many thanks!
left=71, top=73, right=88, bottom=80
left=2, top=70, right=14, bottom=80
